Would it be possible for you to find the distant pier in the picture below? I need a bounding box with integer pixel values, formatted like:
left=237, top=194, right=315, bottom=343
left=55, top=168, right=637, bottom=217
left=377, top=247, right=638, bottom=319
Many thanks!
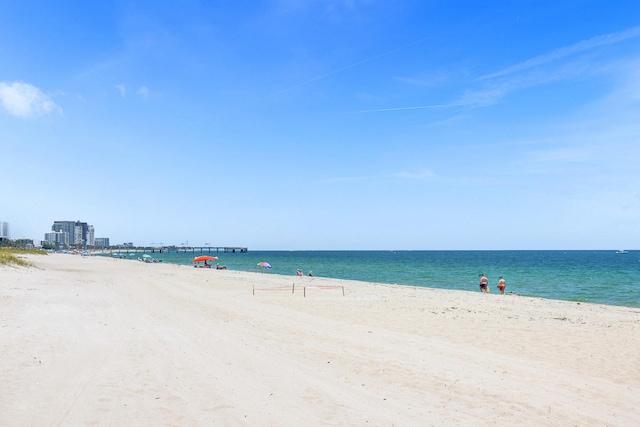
left=105, top=246, right=247, bottom=254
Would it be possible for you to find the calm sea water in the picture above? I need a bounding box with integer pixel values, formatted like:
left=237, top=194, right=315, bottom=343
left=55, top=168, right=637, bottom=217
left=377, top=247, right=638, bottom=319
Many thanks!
left=117, top=250, right=640, bottom=307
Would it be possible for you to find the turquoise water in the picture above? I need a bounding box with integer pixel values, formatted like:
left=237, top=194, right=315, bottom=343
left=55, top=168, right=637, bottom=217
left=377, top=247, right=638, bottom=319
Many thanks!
left=120, top=250, right=640, bottom=307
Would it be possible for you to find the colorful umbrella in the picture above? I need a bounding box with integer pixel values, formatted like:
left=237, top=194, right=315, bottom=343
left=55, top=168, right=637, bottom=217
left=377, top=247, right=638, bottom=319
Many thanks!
left=257, top=261, right=272, bottom=268
left=192, top=255, right=218, bottom=263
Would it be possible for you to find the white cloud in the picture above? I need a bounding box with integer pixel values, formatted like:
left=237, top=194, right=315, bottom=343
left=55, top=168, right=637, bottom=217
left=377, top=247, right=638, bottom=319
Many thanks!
left=0, top=81, right=61, bottom=118
left=116, top=84, right=126, bottom=97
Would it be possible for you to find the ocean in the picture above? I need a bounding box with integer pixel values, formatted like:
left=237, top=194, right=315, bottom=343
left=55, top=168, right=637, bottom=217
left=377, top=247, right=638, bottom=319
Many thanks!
left=117, top=250, right=640, bottom=308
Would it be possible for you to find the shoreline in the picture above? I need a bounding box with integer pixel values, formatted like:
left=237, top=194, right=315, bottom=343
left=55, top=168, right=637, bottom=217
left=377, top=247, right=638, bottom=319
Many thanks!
left=2, top=253, right=639, bottom=425
left=95, top=249, right=640, bottom=309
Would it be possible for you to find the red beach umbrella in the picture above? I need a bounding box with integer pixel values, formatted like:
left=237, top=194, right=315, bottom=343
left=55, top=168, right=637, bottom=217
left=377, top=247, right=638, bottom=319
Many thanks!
left=192, top=255, right=218, bottom=263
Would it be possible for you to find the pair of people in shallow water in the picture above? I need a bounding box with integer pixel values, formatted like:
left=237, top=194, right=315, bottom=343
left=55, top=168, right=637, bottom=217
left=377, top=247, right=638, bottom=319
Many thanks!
left=479, top=274, right=507, bottom=294
left=296, top=269, right=312, bottom=277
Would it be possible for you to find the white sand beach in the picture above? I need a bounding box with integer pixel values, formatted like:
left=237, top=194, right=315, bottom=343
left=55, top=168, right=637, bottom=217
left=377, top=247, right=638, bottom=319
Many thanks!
left=1, top=253, right=639, bottom=426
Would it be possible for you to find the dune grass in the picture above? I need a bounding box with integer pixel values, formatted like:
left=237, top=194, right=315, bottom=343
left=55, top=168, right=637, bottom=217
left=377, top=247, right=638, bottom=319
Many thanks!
left=0, top=248, right=47, bottom=267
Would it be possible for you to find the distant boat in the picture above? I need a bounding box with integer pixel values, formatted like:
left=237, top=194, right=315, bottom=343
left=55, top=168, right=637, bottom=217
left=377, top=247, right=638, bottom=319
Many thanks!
left=616, top=250, right=629, bottom=254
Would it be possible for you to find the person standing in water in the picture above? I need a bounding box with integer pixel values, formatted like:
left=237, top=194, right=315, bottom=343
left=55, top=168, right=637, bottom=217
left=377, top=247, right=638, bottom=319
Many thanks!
left=479, top=274, right=489, bottom=292
left=497, top=277, right=506, bottom=294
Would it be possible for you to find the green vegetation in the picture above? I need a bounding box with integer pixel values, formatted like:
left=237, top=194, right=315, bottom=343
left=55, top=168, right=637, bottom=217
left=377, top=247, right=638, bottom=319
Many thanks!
left=0, top=248, right=47, bottom=267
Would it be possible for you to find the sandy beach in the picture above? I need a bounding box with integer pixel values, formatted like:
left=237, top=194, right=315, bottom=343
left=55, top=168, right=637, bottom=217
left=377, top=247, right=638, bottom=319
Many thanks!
left=1, top=253, right=639, bottom=426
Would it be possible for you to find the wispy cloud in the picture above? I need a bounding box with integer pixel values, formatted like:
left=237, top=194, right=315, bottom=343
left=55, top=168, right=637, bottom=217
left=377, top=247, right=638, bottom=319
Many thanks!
left=274, top=0, right=363, bottom=19
left=395, top=71, right=449, bottom=87
left=325, top=0, right=359, bottom=13
left=361, top=30, right=627, bottom=114
left=392, top=169, right=436, bottom=180
left=420, top=114, right=470, bottom=128
left=395, top=77, right=429, bottom=86
left=116, top=84, right=126, bottom=97
left=320, top=174, right=380, bottom=184
left=353, top=102, right=471, bottom=113
left=455, top=85, right=509, bottom=108
left=322, top=169, right=437, bottom=183
left=0, top=81, right=62, bottom=118
left=456, top=54, right=604, bottom=109
left=478, top=25, right=640, bottom=81
left=356, top=27, right=640, bottom=115
left=603, top=58, right=640, bottom=105
left=137, top=86, right=149, bottom=100
left=525, top=147, right=592, bottom=165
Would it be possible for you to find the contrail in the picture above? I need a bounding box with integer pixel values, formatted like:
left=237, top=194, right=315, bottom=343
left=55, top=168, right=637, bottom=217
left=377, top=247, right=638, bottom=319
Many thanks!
left=353, top=103, right=472, bottom=113
left=211, top=4, right=516, bottom=118
left=478, top=25, right=640, bottom=81
left=355, top=25, right=640, bottom=114
left=216, top=60, right=386, bottom=115
left=214, top=39, right=431, bottom=117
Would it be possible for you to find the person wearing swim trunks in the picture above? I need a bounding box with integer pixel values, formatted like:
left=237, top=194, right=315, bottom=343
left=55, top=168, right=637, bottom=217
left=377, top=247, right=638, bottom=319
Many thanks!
left=479, top=274, right=488, bottom=292
left=497, top=276, right=506, bottom=294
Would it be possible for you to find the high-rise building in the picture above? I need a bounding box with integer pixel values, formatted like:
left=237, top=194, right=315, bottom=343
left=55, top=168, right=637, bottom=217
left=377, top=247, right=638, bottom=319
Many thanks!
left=86, top=225, right=95, bottom=246
left=0, top=221, right=10, bottom=238
left=94, top=237, right=110, bottom=248
left=51, top=221, right=74, bottom=244
left=51, top=221, right=93, bottom=246
left=44, top=231, right=68, bottom=246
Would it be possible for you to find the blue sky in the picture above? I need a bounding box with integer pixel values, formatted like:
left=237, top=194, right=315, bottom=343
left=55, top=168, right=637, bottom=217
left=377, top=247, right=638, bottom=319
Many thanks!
left=2, top=1, right=639, bottom=250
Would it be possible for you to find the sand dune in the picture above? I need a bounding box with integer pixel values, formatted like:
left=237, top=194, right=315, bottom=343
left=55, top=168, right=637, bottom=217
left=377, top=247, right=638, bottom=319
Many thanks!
left=1, top=253, right=639, bottom=426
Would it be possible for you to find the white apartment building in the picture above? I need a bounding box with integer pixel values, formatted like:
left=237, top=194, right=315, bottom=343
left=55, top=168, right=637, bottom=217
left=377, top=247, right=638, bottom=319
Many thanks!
left=86, top=225, right=95, bottom=246
left=44, top=231, right=68, bottom=246
left=94, top=237, right=110, bottom=247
